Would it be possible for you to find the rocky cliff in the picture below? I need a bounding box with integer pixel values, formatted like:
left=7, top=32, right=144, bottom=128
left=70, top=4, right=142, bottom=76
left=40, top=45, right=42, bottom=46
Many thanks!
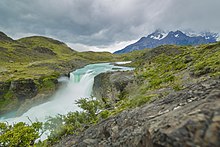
left=93, top=71, right=134, bottom=104
left=0, top=75, right=59, bottom=115
left=56, top=77, right=220, bottom=147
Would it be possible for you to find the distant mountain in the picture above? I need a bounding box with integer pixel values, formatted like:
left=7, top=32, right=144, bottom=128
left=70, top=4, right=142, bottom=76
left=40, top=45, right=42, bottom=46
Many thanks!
left=114, top=30, right=218, bottom=54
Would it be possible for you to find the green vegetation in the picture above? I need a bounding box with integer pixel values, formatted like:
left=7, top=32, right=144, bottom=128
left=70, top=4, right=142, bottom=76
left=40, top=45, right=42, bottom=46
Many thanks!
left=0, top=93, right=157, bottom=146
left=0, top=35, right=126, bottom=82
left=97, top=42, right=220, bottom=120
left=191, top=44, right=220, bottom=77
left=0, top=122, right=42, bottom=147
left=128, top=43, right=220, bottom=97
left=0, top=97, right=104, bottom=146
left=44, top=97, right=103, bottom=144
left=41, top=94, right=158, bottom=145
left=36, top=73, right=60, bottom=92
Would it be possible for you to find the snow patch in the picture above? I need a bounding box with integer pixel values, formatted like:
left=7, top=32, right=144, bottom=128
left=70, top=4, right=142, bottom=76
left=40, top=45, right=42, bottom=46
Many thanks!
left=150, top=33, right=168, bottom=40
left=153, top=35, right=161, bottom=40
left=175, top=34, right=179, bottom=37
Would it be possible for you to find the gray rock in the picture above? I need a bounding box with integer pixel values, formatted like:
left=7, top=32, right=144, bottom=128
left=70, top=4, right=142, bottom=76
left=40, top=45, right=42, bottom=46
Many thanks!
left=10, top=79, right=38, bottom=101
left=33, top=47, right=56, bottom=55
left=93, top=71, right=134, bottom=104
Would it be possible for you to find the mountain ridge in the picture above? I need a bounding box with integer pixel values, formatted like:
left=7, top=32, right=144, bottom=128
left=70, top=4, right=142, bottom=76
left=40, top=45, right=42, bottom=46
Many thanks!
left=114, top=30, right=218, bottom=54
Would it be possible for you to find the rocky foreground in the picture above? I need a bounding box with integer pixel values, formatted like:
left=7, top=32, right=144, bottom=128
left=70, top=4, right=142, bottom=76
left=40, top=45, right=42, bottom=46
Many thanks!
left=55, top=77, right=220, bottom=147
left=54, top=42, right=220, bottom=147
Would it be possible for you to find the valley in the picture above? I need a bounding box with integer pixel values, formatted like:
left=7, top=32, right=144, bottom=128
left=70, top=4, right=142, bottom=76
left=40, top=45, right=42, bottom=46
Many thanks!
left=0, top=32, right=129, bottom=115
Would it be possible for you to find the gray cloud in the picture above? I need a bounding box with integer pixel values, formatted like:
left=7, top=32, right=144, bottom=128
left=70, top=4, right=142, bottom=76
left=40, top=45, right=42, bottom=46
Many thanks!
left=155, top=0, right=220, bottom=32
left=0, top=0, right=219, bottom=51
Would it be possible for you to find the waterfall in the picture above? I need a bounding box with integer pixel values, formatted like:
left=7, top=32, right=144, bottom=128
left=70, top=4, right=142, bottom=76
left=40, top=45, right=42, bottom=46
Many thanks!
left=0, top=62, right=134, bottom=125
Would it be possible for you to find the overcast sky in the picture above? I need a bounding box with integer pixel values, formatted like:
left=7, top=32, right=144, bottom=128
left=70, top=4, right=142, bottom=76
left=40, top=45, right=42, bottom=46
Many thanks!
left=0, top=0, right=219, bottom=52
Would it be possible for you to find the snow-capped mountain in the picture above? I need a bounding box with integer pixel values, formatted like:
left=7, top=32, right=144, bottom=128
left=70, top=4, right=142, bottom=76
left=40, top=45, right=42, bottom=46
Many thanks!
left=114, top=30, right=218, bottom=54
left=148, top=30, right=168, bottom=40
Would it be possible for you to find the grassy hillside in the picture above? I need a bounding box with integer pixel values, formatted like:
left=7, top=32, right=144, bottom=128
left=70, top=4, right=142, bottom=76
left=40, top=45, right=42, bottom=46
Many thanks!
left=113, top=42, right=220, bottom=111
left=88, top=42, right=220, bottom=116
left=0, top=32, right=128, bottom=81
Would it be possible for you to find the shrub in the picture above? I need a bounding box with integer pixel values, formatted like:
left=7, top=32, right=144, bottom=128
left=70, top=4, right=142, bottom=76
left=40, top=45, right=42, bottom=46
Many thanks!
left=0, top=122, right=42, bottom=147
left=45, top=97, right=104, bottom=144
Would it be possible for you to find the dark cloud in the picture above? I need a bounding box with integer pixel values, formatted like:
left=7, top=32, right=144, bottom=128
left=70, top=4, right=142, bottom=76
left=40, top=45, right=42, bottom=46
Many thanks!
left=0, top=0, right=219, bottom=51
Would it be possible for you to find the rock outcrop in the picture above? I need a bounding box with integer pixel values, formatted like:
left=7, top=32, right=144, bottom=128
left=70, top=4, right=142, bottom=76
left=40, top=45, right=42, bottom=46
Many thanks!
left=33, top=47, right=57, bottom=55
left=56, top=78, right=220, bottom=147
left=10, top=79, right=38, bottom=101
left=93, top=71, right=134, bottom=103
left=0, top=77, right=59, bottom=115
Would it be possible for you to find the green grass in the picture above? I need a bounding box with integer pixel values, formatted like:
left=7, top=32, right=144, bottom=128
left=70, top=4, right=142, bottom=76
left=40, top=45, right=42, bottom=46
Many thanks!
left=113, top=42, right=220, bottom=112
left=138, top=43, right=219, bottom=81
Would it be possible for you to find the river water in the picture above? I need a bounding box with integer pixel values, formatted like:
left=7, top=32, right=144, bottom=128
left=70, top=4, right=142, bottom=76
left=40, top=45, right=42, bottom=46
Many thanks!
left=0, top=62, right=133, bottom=124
